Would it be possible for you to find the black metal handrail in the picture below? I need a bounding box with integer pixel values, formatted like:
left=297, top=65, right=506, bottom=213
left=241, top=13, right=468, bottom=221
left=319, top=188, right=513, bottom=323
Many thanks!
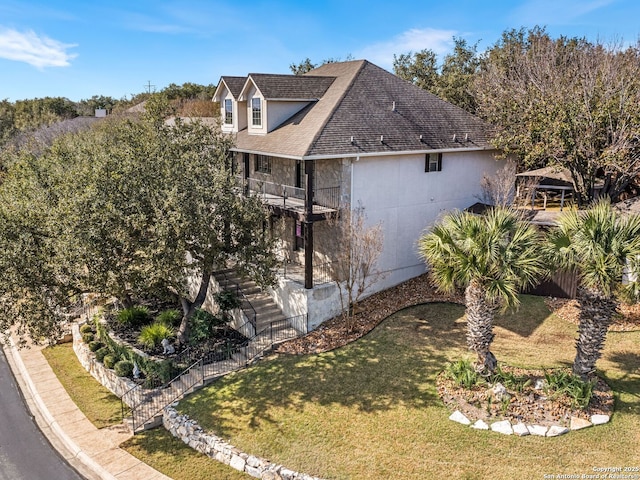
left=122, top=313, right=307, bottom=433
left=218, top=270, right=257, bottom=332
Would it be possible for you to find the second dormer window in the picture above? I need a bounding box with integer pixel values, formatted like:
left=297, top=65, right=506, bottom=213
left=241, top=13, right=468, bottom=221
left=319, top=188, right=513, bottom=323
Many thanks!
left=251, top=97, right=262, bottom=126
left=224, top=99, right=233, bottom=124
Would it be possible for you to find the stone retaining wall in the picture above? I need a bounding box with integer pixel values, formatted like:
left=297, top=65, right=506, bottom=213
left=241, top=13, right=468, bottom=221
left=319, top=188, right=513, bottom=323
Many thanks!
left=72, top=323, right=138, bottom=404
left=163, top=406, right=325, bottom=480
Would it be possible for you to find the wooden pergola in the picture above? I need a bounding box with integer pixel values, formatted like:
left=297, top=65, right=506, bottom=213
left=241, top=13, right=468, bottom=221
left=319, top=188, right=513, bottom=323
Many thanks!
left=516, top=166, right=574, bottom=211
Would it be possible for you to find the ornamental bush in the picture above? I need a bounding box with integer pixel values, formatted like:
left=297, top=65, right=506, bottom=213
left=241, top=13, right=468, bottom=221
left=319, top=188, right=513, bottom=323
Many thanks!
left=103, top=354, right=118, bottom=369
left=95, top=346, right=110, bottom=362
left=82, top=332, right=94, bottom=343
left=79, top=323, right=94, bottom=334
left=88, top=340, right=104, bottom=352
left=116, top=306, right=151, bottom=328
left=156, top=309, right=182, bottom=327
left=114, top=360, right=134, bottom=378
left=138, top=322, right=174, bottom=350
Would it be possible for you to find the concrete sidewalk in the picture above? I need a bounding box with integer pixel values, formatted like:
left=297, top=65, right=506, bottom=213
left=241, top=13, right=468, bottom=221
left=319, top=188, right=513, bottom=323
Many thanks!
left=3, top=338, right=172, bottom=480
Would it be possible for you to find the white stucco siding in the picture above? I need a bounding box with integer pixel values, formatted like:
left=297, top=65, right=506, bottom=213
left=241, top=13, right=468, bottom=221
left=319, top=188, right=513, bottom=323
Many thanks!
left=351, top=150, right=504, bottom=291
left=266, top=101, right=312, bottom=132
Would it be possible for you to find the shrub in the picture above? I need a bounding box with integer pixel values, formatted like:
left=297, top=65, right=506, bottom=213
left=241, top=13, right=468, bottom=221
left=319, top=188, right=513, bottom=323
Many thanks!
left=544, top=369, right=595, bottom=408
left=215, top=290, right=242, bottom=313
left=116, top=306, right=151, bottom=328
left=157, top=309, right=182, bottom=327
left=103, top=354, right=118, bottom=369
left=138, top=322, right=174, bottom=350
left=82, top=332, right=95, bottom=344
left=189, top=308, right=225, bottom=346
left=489, top=366, right=531, bottom=392
left=114, top=360, right=134, bottom=378
left=95, top=346, right=110, bottom=362
left=445, top=358, right=483, bottom=389
left=88, top=340, right=104, bottom=352
left=79, top=323, right=94, bottom=334
left=143, top=360, right=182, bottom=388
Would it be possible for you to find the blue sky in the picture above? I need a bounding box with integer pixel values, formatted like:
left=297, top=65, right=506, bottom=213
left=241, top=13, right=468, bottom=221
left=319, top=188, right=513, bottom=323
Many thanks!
left=1, top=0, right=639, bottom=102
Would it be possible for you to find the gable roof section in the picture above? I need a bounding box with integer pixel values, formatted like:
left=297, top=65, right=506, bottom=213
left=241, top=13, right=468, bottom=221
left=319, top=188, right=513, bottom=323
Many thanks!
left=214, top=76, right=247, bottom=101
left=233, top=59, right=494, bottom=159
left=241, top=74, right=335, bottom=100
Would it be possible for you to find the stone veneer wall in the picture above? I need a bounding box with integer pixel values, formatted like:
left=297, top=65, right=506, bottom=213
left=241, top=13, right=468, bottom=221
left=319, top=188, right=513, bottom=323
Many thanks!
left=163, top=406, right=325, bottom=480
left=72, top=323, right=138, bottom=403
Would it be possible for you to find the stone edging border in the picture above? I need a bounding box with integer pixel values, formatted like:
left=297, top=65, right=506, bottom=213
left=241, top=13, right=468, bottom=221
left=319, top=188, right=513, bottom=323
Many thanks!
left=163, top=406, right=325, bottom=480
left=71, top=321, right=323, bottom=479
left=447, top=409, right=611, bottom=437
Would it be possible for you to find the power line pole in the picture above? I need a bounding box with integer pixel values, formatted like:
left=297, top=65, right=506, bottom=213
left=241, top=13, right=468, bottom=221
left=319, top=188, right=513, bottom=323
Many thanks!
left=144, top=80, right=156, bottom=94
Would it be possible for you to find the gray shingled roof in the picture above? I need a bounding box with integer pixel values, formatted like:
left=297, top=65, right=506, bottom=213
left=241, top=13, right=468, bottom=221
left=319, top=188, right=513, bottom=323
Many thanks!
left=234, top=59, right=494, bottom=159
left=220, top=76, right=247, bottom=99
left=247, top=74, right=335, bottom=100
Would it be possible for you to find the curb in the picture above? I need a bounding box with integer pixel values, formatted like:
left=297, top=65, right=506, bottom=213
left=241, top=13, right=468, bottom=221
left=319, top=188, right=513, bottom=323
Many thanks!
left=3, top=338, right=117, bottom=480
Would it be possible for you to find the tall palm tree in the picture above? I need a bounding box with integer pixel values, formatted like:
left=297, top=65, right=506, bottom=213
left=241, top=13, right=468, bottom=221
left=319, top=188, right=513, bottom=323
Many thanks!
left=418, top=207, right=547, bottom=374
left=547, top=199, right=640, bottom=380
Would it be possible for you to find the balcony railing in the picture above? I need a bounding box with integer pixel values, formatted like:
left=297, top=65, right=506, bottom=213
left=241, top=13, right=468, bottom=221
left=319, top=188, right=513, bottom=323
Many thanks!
left=240, top=178, right=341, bottom=211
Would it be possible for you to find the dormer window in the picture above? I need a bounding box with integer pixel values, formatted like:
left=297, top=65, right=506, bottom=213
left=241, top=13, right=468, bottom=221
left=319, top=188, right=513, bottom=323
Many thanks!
left=251, top=97, right=262, bottom=126
left=224, top=99, right=233, bottom=125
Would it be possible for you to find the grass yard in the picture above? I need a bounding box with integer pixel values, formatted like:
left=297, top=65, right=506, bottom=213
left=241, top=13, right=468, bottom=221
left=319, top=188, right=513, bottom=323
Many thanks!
left=120, top=428, right=250, bottom=480
left=42, top=342, right=122, bottom=428
left=177, top=296, right=640, bottom=480
left=43, top=341, right=253, bottom=479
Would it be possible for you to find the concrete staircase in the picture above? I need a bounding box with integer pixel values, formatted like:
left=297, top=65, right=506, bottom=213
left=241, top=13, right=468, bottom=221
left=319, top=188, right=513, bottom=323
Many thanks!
left=125, top=269, right=302, bottom=433
left=212, top=268, right=294, bottom=338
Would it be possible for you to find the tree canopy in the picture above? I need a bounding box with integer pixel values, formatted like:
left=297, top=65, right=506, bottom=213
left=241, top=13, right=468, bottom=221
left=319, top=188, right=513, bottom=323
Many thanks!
left=474, top=27, right=640, bottom=204
left=393, top=38, right=480, bottom=113
left=0, top=105, right=276, bottom=344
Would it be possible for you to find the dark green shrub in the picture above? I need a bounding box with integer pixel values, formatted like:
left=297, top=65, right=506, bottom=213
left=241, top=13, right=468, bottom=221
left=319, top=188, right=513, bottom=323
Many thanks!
left=157, top=309, right=182, bottom=327
left=88, top=340, right=104, bottom=352
left=143, top=360, right=182, bottom=388
left=79, top=323, right=94, bottom=334
left=189, top=308, right=225, bottom=346
left=116, top=306, right=151, bottom=328
left=114, top=360, right=134, bottom=377
left=95, top=346, right=110, bottom=362
left=138, top=322, right=174, bottom=350
left=82, top=332, right=94, bottom=344
left=215, top=290, right=242, bottom=313
left=103, top=354, right=118, bottom=369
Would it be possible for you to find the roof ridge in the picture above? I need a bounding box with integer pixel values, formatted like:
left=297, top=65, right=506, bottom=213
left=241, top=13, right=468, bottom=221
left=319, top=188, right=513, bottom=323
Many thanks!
left=303, top=60, right=369, bottom=158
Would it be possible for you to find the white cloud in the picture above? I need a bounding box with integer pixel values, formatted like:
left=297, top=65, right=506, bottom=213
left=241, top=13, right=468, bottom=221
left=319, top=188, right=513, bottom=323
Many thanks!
left=357, top=28, right=457, bottom=70
left=0, top=27, right=77, bottom=68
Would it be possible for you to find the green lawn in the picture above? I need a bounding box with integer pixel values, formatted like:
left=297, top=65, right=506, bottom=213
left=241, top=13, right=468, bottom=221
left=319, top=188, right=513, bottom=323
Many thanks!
left=42, top=342, right=123, bottom=428
left=120, top=429, right=249, bottom=480
left=44, top=340, right=252, bottom=479
left=177, top=296, right=640, bottom=480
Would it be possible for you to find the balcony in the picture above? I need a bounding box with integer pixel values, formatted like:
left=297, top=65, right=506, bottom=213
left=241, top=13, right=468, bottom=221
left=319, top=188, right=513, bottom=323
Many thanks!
left=244, top=178, right=340, bottom=220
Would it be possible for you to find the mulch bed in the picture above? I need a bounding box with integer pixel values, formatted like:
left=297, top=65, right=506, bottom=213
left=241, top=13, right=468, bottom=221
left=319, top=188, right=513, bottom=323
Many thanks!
left=437, top=367, right=614, bottom=427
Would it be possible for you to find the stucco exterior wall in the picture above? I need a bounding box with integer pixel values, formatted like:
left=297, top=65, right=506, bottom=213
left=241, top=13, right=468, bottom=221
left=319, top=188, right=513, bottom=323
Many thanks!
left=350, top=150, right=504, bottom=291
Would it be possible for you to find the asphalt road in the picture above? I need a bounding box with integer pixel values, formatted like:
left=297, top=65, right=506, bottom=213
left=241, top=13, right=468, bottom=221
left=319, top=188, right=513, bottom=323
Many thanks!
left=0, top=349, right=84, bottom=480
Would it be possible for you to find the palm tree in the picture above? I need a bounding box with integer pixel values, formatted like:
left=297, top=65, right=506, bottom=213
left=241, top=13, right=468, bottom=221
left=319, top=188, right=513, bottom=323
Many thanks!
left=418, top=207, right=547, bottom=374
left=547, top=199, right=640, bottom=380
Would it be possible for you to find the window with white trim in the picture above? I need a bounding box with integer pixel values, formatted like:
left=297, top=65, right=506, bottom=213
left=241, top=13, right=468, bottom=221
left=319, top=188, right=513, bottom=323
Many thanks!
left=425, top=153, right=442, bottom=172
left=224, top=99, right=233, bottom=125
left=255, top=154, right=272, bottom=174
left=251, top=97, right=262, bottom=126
